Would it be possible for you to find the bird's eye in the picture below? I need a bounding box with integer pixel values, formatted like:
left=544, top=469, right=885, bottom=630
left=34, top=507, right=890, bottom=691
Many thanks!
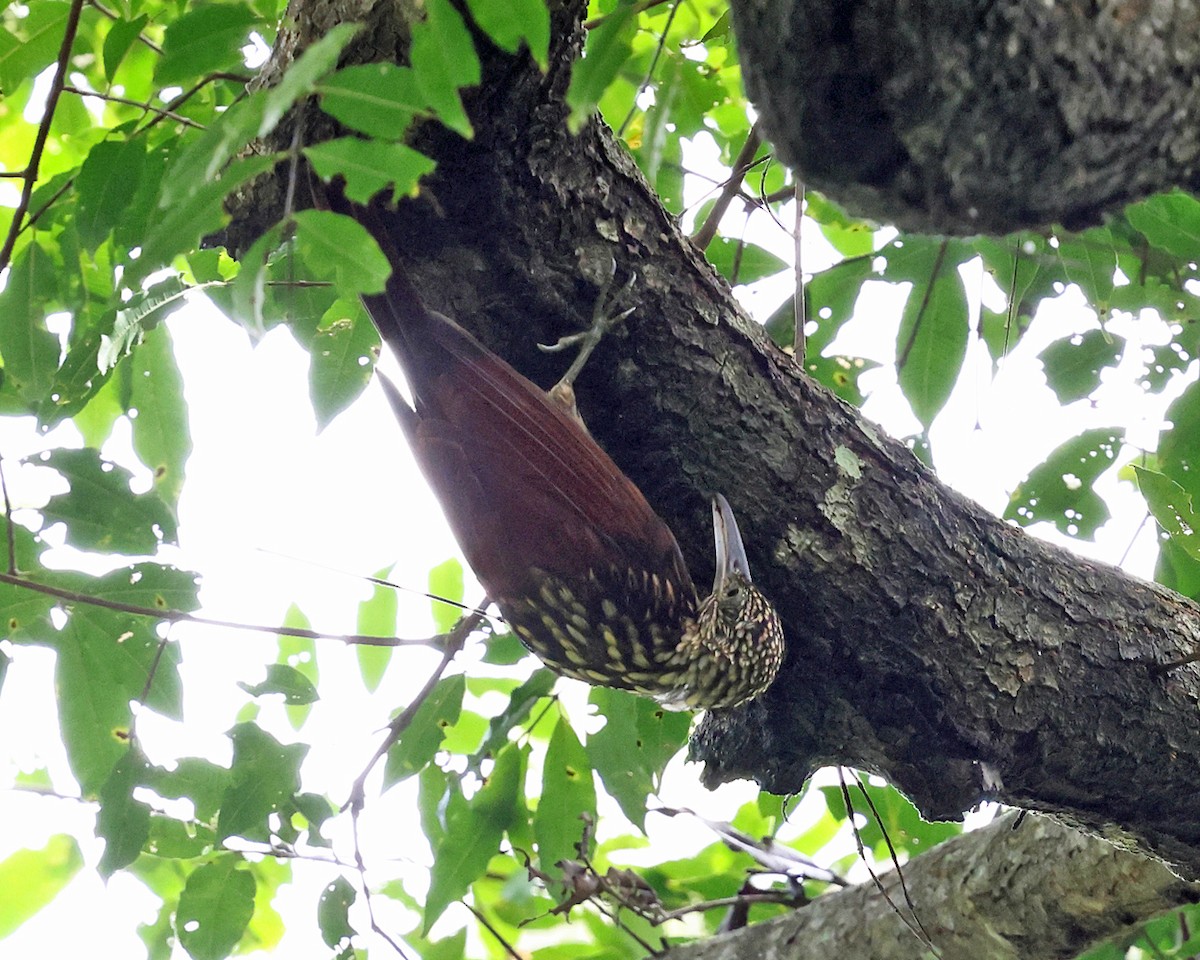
left=722, top=581, right=745, bottom=604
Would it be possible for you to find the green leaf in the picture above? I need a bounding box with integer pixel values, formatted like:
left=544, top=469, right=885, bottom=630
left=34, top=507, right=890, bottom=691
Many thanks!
left=40, top=448, right=178, bottom=553
left=472, top=668, right=555, bottom=767
left=97, top=748, right=153, bottom=878
left=276, top=605, right=317, bottom=729
left=1135, top=467, right=1200, bottom=562
left=705, top=237, right=789, bottom=285
left=428, top=558, right=465, bottom=634
left=1126, top=191, right=1200, bottom=261
left=481, top=630, right=529, bottom=666
left=424, top=742, right=523, bottom=932
left=148, top=757, right=231, bottom=824
left=0, top=1, right=70, bottom=94
left=588, top=688, right=690, bottom=829
left=566, top=3, right=637, bottom=132
left=891, top=239, right=969, bottom=428
left=76, top=138, right=148, bottom=248
left=1003, top=428, right=1124, bottom=539
left=1159, top=377, right=1200, bottom=501
left=1039, top=329, right=1125, bottom=404
left=308, top=298, right=379, bottom=430
left=317, top=875, right=357, bottom=949
left=53, top=602, right=181, bottom=794
left=136, top=154, right=277, bottom=283
left=87, top=561, right=201, bottom=617
left=383, top=673, right=465, bottom=785
left=0, top=240, right=61, bottom=409
left=128, top=323, right=192, bottom=504
left=1056, top=229, right=1117, bottom=317
left=0, top=835, right=83, bottom=939
left=355, top=568, right=395, bottom=692
left=535, top=712, right=597, bottom=878
left=239, top=663, right=320, bottom=705
left=317, top=62, right=426, bottom=140
left=217, top=723, right=308, bottom=841
left=820, top=781, right=959, bottom=860
left=293, top=209, right=392, bottom=296
left=464, top=0, right=550, bottom=69
left=410, top=0, right=480, bottom=138
left=259, top=22, right=362, bottom=132
left=176, top=856, right=256, bottom=960
left=155, top=3, right=261, bottom=85
left=304, top=137, right=436, bottom=205
left=0, top=530, right=54, bottom=643
left=102, top=14, right=149, bottom=79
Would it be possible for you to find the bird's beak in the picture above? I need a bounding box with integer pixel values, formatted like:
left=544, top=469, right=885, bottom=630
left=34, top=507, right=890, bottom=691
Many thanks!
left=712, top=493, right=754, bottom=593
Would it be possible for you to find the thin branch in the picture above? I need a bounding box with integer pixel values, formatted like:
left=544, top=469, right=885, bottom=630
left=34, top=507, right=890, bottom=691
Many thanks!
left=853, top=772, right=935, bottom=949
left=345, top=609, right=482, bottom=809
left=464, top=903, right=523, bottom=960
left=138, top=71, right=253, bottom=135
left=655, top=891, right=805, bottom=924
left=0, top=570, right=441, bottom=648
left=895, top=239, right=950, bottom=370
left=583, top=0, right=673, bottom=29
left=350, top=809, right=414, bottom=960
left=0, top=0, right=86, bottom=274
left=834, top=769, right=940, bottom=956
left=616, top=0, right=682, bottom=139
left=692, top=123, right=763, bottom=249
left=86, top=0, right=163, bottom=54
left=794, top=179, right=807, bottom=364
left=63, top=85, right=204, bottom=128
left=0, top=456, right=16, bottom=575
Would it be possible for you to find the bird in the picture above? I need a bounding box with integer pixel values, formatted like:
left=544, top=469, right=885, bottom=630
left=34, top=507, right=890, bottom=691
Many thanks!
left=349, top=207, right=785, bottom=710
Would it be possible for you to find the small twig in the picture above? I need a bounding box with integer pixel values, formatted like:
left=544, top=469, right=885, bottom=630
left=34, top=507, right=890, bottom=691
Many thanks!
left=616, top=0, right=682, bottom=139
left=655, top=891, right=805, bottom=924
left=836, top=769, right=939, bottom=956
left=86, top=0, right=163, bottom=53
left=793, top=179, right=807, bottom=364
left=350, top=810, right=413, bottom=959
left=63, top=85, right=204, bottom=128
left=344, top=609, right=482, bottom=810
left=0, top=456, right=16, bottom=575
left=0, top=0, right=86, bottom=274
left=853, top=772, right=935, bottom=950
left=895, top=239, right=950, bottom=370
left=583, top=0, right=673, bottom=29
left=254, top=547, right=502, bottom=625
left=692, top=122, right=763, bottom=249
left=0, top=571, right=440, bottom=648
left=464, top=903, right=523, bottom=960
left=138, top=71, right=253, bottom=135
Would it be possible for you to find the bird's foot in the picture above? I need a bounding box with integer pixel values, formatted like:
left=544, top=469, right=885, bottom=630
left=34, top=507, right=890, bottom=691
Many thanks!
left=540, top=259, right=637, bottom=424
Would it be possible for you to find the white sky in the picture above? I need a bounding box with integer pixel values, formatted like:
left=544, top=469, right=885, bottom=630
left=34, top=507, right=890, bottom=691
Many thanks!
left=0, top=132, right=1189, bottom=955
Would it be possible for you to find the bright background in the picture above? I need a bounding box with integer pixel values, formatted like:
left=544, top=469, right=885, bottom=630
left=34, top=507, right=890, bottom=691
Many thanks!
left=0, top=131, right=1186, bottom=955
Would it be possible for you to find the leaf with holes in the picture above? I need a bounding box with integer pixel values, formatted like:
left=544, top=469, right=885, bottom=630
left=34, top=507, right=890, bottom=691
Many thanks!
left=424, top=742, right=524, bottom=932
left=1136, top=468, right=1200, bottom=562
left=176, top=856, right=256, bottom=960
left=535, top=712, right=597, bottom=880
left=1003, top=428, right=1124, bottom=539
left=383, top=673, right=465, bottom=785
left=588, top=687, right=689, bottom=829
left=1039, top=329, right=1126, bottom=404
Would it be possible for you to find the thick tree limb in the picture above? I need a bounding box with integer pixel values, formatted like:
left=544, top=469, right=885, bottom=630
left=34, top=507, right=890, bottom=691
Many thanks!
left=221, top=0, right=1200, bottom=876
left=663, top=813, right=1200, bottom=960
left=728, top=0, right=1200, bottom=235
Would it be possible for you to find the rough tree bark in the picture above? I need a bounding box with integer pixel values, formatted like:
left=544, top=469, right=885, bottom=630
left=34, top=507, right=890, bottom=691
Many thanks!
left=220, top=0, right=1200, bottom=898
left=729, top=0, right=1200, bottom=235
left=666, top=813, right=1199, bottom=960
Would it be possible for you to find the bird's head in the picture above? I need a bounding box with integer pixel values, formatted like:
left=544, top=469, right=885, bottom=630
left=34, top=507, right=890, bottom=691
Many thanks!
left=673, top=495, right=785, bottom=710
